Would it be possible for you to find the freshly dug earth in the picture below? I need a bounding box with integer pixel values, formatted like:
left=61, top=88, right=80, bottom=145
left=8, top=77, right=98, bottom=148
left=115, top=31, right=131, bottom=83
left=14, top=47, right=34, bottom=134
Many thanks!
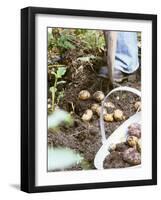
left=103, top=142, right=141, bottom=169
left=103, top=122, right=141, bottom=169
left=48, top=53, right=141, bottom=171
left=103, top=150, right=131, bottom=169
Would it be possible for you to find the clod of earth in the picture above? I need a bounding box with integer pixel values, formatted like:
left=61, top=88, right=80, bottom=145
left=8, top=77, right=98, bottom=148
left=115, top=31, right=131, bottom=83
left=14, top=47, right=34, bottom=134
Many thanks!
left=91, top=103, right=100, bottom=113
left=122, top=148, right=141, bottom=165
left=128, top=123, right=141, bottom=138
left=113, top=109, right=124, bottom=121
left=81, top=109, right=93, bottom=121
left=93, top=91, right=105, bottom=102
left=115, top=143, right=129, bottom=152
left=78, top=90, right=91, bottom=100
left=103, top=113, right=114, bottom=122
left=126, top=135, right=138, bottom=148
left=103, top=151, right=130, bottom=169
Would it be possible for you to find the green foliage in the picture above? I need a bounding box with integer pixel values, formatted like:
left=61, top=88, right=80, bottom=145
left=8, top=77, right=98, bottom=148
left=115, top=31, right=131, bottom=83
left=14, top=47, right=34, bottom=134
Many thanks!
left=48, top=28, right=76, bottom=54
left=48, top=31, right=54, bottom=51
left=56, top=34, right=75, bottom=52
left=51, top=67, right=67, bottom=111
left=56, top=67, right=67, bottom=78
left=56, top=90, right=65, bottom=105
left=81, top=30, right=105, bottom=55
left=48, top=28, right=105, bottom=56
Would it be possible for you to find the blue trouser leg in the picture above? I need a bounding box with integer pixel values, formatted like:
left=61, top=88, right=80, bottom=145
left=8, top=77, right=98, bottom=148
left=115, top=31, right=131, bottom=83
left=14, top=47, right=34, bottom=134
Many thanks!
left=115, top=32, right=139, bottom=73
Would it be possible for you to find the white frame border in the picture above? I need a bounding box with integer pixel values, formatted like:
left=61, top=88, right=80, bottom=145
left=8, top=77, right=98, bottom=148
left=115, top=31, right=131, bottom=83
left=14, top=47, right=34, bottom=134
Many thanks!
left=35, top=14, right=152, bottom=186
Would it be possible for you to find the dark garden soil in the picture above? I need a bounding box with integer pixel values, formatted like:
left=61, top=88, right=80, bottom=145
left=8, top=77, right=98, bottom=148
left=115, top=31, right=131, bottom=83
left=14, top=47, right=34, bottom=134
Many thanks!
left=48, top=52, right=141, bottom=171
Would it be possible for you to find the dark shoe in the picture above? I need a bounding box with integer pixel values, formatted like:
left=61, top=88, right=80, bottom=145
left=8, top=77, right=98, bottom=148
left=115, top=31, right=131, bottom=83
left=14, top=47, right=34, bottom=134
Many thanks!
left=98, top=66, right=128, bottom=83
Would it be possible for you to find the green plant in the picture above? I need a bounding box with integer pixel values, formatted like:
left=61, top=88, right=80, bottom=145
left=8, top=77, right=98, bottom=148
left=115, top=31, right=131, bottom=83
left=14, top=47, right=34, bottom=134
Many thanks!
left=50, top=67, right=67, bottom=111
left=56, top=34, right=76, bottom=54
left=80, top=30, right=105, bottom=55
left=48, top=31, right=54, bottom=51
left=48, top=28, right=76, bottom=54
left=56, top=90, right=65, bottom=105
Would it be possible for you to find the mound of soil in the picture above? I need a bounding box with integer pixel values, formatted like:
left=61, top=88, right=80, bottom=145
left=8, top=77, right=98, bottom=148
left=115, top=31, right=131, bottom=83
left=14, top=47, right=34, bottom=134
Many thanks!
left=103, top=142, right=141, bottom=169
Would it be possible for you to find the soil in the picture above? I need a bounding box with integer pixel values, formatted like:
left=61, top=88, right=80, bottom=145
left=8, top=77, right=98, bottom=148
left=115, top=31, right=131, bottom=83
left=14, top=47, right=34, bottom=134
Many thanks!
left=48, top=51, right=141, bottom=171
left=103, top=151, right=131, bottom=169
left=103, top=142, right=141, bottom=169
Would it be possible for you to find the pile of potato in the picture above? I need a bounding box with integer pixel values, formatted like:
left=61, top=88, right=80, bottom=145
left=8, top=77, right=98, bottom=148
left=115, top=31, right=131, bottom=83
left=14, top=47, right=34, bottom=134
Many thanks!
left=108, top=123, right=141, bottom=166
left=78, top=90, right=126, bottom=122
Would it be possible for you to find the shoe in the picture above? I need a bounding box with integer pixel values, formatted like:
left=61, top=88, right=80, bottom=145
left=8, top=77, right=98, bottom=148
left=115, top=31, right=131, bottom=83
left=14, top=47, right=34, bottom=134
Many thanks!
left=97, top=66, right=128, bottom=83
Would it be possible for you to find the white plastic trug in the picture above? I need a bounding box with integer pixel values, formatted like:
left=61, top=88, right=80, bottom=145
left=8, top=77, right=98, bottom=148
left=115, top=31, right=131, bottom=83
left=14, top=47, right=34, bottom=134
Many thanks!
left=94, top=86, right=141, bottom=170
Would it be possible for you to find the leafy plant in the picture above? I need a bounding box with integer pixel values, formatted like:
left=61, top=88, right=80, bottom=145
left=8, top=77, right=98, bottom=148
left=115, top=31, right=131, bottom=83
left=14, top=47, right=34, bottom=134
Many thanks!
left=48, top=31, right=54, bottom=51
left=56, top=90, right=65, bottom=105
left=48, top=28, right=76, bottom=54
left=48, top=28, right=105, bottom=58
left=81, top=30, right=105, bottom=55
left=50, top=67, right=67, bottom=111
left=56, top=34, right=76, bottom=53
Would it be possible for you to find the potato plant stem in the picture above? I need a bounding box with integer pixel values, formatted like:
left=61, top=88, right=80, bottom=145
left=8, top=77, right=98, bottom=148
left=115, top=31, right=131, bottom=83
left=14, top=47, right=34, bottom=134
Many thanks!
left=51, top=77, right=58, bottom=112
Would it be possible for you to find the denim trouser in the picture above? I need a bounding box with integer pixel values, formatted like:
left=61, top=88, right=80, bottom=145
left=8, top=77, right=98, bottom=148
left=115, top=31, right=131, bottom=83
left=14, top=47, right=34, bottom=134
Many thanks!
left=115, top=32, right=139, bottom=74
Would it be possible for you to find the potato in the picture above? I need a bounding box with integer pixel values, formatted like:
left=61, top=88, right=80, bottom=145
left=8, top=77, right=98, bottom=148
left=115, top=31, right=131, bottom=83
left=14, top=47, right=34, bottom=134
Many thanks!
left=93, top=91, right=105, bottom=102
left=134, top=101, right=141, bottom=111
left=126, top=136, right=138, bottom=147
left=104, top=102, right=115, bottom=109
left=78, top=90, right=91, bottom=100
left=96, top=106, right=107, bottom=116
left=104, top=113, right=114, bottom=122
left=128, top=123, right=141, bottom=138
left=113, top=109, right=124, bottom=121
left=137, top=139, right=141, bottom=153
left=104, top=102, right=115, bottom=113
left=122, top=148, right=141, bottom=165
left=91, top=103, right=100, bottom=112
left=81, top=109, right=93, bottom=121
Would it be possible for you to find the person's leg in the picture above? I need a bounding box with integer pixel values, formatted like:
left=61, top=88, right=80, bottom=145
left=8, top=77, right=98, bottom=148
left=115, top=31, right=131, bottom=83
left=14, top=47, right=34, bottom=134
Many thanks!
left=115, top=31, right=139, bottom=74
left=98, top=31, right=139, bottom=83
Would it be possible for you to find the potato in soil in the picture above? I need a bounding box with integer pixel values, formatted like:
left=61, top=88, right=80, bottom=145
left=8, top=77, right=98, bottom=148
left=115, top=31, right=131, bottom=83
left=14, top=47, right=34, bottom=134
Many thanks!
left=78, top=90, right=91, bottom=100
left=96, top=106, right=107, bottom=116
left=126, top=135, right=138, bottom=148
left=91, top=103, right=100, bottom=113
left=81, top=109, right=93, bottom=121
left=134, top=101, right=141, bottom=111
left=104, top=113, right=114, bottom=122
left=93, top=91, right=105, bottom=102
left=113, top=109, right=124, bottom=121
